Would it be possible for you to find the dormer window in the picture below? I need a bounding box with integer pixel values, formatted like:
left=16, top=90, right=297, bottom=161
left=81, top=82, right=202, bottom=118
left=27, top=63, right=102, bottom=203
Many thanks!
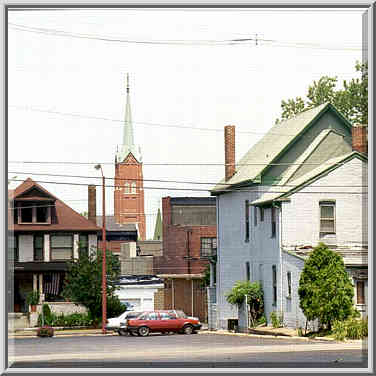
left=17, top=202, right=51, bottom=224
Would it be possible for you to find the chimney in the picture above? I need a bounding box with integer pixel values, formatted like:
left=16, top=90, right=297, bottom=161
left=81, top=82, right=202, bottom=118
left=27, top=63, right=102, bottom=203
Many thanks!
left=224, top=125, right=236, bottom=181
left=352, top=124, right=368, bottom=154
left=88, top=185, right=97, bottom=224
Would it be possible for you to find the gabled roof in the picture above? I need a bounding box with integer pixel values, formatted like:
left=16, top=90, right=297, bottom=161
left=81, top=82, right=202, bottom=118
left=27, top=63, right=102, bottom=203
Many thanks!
left=251, top=151, right=367, bottom=206
left=10, top=178, right=101, bottom=232
left=212, top=103, right=352, bottom=193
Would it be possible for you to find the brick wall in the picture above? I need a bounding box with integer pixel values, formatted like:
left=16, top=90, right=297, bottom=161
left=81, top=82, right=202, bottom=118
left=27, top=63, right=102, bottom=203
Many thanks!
left=153, top=288, right=165, bottom=310
left=153, top=197, right=216, bottom=275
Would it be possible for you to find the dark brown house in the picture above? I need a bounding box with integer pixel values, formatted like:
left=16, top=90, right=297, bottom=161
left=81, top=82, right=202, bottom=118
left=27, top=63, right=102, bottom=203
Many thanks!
left=8, top=178, right=100, bottom=313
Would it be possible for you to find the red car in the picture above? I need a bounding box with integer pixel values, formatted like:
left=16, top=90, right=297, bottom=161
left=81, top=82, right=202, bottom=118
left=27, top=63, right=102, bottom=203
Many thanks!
left=119, top=310, right=202, bottom=337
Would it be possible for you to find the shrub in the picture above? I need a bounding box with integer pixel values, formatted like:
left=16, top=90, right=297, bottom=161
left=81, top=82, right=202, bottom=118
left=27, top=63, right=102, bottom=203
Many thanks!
left=333, top=318, right=368, bottom=341
left=270, top=311, right=283, bottom=328
left=298, top=243, right=354, bottom=330
left=107, top=295, right=127, bottom=318
left=226, top=281, right=264, bottom=327
left=36, top=326, right=54, bottom=337
left=26, top=291, right=40, bottom=306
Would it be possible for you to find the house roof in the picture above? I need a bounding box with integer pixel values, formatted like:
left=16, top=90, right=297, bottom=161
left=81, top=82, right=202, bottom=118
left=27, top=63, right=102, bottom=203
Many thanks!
left=251, top=151, right=367, bottom=206
left=137, top=240, right=163, bottom=257
left=211, top=103, right=352, bottom=193
left=170, top=197, right=216, bottom=206
left=283, top=247, right=368, bottom=267
left=116, top=274, right=163, bottom=286
left=95, top=216, right=137, bottom=232
left=10, top=178, right=101, bottom=232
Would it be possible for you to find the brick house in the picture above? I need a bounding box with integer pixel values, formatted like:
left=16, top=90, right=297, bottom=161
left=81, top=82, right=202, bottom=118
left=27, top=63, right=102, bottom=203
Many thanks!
left=8, top=178, right=100, bottom=314
left=154, top=197, right=217, bottom=322
left=212, top=103, right=368, bottom=330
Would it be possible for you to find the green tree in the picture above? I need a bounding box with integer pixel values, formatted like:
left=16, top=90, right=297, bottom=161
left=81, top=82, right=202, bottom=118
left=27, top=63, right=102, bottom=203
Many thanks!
left=276, top=61, right=368, bottom=125
left=62, top=248, right=123, bottom=324
left=298, top=243, right=354, bottom=331
left=226, top=280, right=264, bottom=327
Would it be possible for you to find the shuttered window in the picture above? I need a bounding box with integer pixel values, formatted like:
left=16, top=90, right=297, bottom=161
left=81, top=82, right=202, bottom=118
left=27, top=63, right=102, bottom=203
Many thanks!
left=320, top=201, right=336, bottom=234
left=50, top=234, right=73, bottom=260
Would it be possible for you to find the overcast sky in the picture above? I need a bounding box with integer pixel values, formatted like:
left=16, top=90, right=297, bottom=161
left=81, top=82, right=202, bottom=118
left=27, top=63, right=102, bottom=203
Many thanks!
left=7, top=8, right=365, bottom=238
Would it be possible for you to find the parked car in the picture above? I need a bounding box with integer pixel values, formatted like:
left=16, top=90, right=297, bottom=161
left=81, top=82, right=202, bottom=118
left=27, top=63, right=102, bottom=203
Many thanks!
left=119, top=310, right=202, bottom=337
left=106, top=311, right=142, bottom=335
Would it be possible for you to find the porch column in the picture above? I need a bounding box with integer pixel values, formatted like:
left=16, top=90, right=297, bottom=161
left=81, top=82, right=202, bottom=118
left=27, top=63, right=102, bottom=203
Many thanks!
left=172, top=279, right=175, bottom=309
left=33, top=274, right=38, bottom=292
left=39, top=274, right=43, bottom=302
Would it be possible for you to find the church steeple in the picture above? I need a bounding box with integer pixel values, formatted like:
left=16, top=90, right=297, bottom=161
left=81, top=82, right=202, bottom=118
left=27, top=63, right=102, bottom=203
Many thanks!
left=116, top=73, right=142, bottom=163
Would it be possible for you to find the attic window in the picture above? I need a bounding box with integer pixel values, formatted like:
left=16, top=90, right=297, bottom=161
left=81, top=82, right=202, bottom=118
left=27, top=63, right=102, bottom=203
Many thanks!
left=18, top=203, right=51, bottom=225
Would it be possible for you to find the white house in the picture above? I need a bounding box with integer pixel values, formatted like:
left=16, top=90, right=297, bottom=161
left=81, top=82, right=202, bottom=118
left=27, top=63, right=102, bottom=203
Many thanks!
left=211, top=103, right=368, bottom=330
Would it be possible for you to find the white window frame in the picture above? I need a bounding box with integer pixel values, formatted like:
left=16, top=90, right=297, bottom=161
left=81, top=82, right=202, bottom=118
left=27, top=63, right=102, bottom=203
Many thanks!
left=319, top=201, right=336, bottom=235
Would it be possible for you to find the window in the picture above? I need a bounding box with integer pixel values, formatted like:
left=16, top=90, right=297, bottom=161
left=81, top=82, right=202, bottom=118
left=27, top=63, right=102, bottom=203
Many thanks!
left=18, top=203, right=51, bottom=224
left=356, top=281, right=365, bottom=304
left=124, top=183, right=130, bottom=193
left=245, top=200, right=250, bottom=242
left=147, top=312, right=159, bottom=320
left=272, top=265, right=277, bottom=306
left=254, top=206, right=257, bottom=226
left=34, top=235, right=44, bottom=261
left=260, top=207, right=264, bottom=222
left=50, top=234, right=73, bottom=260
left=271, top=207, right=276, bottom=238
left=160, top=312, right=174, bottom=320
left=79, top=234, right=88, bottom=258
left=320, top=201, right=336, bottom=235
left=246, top=261, right=250, bottom=281
left=8, top=235, right=18, bottom=262
left=200, top=237, right=217, bottom=258
left=287, top=271, right=292, bottom=298
left=131, top=182, right=137, bottom=194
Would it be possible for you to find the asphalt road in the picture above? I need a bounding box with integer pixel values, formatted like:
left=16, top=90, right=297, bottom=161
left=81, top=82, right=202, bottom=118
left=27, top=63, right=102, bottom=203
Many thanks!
left=9, top=332, right=368, bottom=369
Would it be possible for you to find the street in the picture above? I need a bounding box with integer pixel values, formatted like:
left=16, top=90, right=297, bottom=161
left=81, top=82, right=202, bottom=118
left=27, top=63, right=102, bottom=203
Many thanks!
left=9, top=332, right=367, bottom=368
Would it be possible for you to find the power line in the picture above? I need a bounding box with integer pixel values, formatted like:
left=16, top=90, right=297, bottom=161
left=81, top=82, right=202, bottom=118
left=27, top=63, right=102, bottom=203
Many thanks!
left=8, top=160, right=363, bottom=167
left=8, top=105, right=297, bottom=136
left=9, top=22, right=362, bottom=51
left=8, top=171, right=368, bottom=188
left=7, top=178, right=367, bottom=195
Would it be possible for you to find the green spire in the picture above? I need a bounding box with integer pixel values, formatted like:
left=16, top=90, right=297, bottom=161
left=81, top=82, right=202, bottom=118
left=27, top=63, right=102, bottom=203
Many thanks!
left=116, top=73, right=142, bottom=163
left=153, top=208, right=162, bottom=240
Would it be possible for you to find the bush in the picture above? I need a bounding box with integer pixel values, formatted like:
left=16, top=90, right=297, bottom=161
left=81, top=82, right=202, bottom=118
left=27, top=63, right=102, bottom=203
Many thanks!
left=333, top=318, right=368, bottom=341
left=226, top=281, right=264, bottom=327
left=270, top=311, right=283, bottom=328
left=36, top=326, right=54, bottom=337
left=107, top=295, right=127, bottom=318
left=38, top=312, right=93, bottom=328
left=26, top=291, right=40, bottom=306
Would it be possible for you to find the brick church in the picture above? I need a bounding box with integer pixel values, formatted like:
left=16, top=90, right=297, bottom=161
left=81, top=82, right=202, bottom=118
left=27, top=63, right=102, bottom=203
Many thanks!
left=114, top=74, right=146, bottom=240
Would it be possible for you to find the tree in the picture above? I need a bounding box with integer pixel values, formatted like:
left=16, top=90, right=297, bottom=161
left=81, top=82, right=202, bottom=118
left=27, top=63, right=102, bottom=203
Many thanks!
left=62, top=248, right=124, bottom=324
left=298, top=243, right=354, bottom=331
left=226, top=280, right=264, bottom=327
left=275, top=61, right=368, bottom=125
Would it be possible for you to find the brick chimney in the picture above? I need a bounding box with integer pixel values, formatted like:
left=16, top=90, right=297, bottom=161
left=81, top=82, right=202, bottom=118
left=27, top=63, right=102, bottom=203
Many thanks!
left=224, top=125, right=236, bottom=181
left=352, top=124, right=368, bottom=154
left=88, top=184, right=97, bottom=224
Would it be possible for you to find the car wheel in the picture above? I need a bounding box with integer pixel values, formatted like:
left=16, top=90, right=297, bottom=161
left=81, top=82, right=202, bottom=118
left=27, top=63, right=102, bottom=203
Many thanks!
left=138, top=326, right=150, bottom=337
left=183, top=325, right=193, bottom=335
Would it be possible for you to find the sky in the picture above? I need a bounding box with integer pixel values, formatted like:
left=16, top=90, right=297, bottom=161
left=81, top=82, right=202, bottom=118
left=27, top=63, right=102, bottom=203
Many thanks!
left=7, top=7, right=365, bottom=239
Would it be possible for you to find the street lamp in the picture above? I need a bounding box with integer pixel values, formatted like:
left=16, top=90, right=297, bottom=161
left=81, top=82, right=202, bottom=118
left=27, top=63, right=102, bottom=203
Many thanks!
left=94, top=164, right=107, bottom=335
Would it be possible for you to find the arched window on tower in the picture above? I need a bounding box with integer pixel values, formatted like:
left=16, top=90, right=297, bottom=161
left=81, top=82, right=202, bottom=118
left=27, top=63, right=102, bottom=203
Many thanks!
left=131, top=182, right=137, bottom=194
left=124, top=183, right=130, bottom=194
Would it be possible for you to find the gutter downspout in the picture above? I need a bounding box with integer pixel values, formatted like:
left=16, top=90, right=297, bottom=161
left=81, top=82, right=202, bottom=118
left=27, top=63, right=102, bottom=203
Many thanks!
left=186, top=229, right=192, bottom=274
left=172, top=279, right=175, bottom=309
left=277, top=202, right=284, bottom=322
left=191, top=279, right=194, bottom=317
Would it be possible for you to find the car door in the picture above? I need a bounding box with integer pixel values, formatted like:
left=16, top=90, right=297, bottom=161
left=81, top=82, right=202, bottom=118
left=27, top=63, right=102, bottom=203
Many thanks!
left=146, top=312, right=160, bottom=332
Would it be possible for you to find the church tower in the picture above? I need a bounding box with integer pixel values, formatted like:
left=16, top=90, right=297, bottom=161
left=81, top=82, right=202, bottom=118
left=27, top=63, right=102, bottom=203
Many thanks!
left=114, top=74, right=146, bottom=240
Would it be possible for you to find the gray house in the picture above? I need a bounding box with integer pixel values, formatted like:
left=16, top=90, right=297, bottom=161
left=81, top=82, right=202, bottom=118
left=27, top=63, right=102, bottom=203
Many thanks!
left=211, top=103, right=368, bottom=330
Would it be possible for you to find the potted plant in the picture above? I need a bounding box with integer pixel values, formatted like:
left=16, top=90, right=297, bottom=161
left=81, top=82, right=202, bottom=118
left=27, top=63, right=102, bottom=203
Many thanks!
left=26, top=291, right=40, bottom=312
left=36, top=326, right=54, bottom=337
